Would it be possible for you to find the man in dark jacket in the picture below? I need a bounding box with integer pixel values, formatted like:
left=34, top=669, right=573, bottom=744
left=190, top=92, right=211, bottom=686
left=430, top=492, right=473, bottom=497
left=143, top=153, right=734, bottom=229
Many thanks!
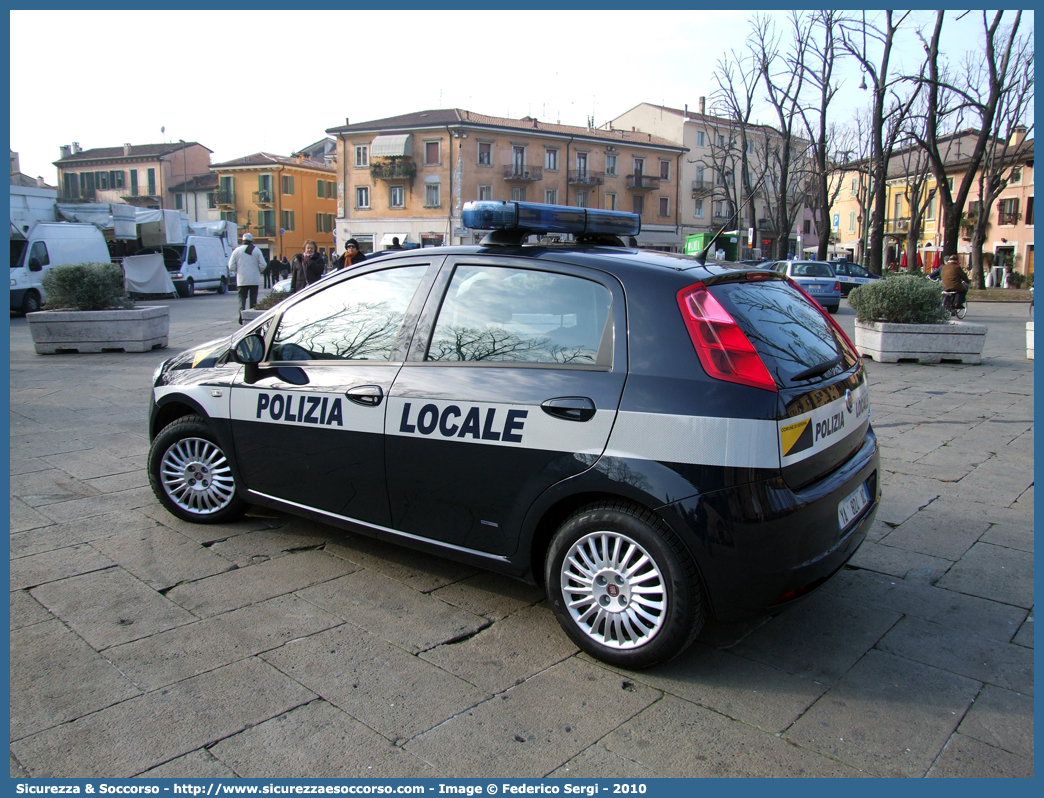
left=941, top=255, right=970, bottom=308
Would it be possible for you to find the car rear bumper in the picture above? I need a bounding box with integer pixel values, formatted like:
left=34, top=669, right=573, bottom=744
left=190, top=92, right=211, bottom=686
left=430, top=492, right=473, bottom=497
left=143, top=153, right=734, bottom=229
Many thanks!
left=660, top=427, right=880, bottom=621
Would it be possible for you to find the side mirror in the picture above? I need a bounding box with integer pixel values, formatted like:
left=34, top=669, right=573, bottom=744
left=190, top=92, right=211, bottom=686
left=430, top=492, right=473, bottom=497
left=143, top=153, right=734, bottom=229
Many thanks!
left=234, top=334, right=265, bottom=364
left=28, top=258, right=43, bottom=272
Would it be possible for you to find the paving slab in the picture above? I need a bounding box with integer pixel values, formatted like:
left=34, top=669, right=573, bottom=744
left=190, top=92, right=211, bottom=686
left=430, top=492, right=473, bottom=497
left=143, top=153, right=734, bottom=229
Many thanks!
left=420, top=604, right=578, bottom=694
left=9, top=469, right=98, bottom=507
left=926, top=732, right=1034, bottom=778
left=206, top=527, right=332, bottom=568
left=880, top=505, right=990, bottom=561
left=822, top=568, right=1027, bottom=644
left=35, top=486, right=157, bottom=524
left=137, top=749, right=238, bottom=779
left=934, top=541, right=1034, bottom=609
left=956, top=684, right=1034, bottom=759
left=10, top=544, right=115, bottom=591
left=10, top=657, right=316, bottom=778
left=106, top=594, right=344, bottom=692
left=297, top=569, right=488, bottom=653
left=326, top=536, right=482, bottom=593
left=9, top=496, right=56, bottom=535
left=142, top=503, right=284, bottom=544
left=39, top=447, right=144, bottom=480
left=10, top=619, right=142, bottom=742
left=90, top=526, right=236, bottom=591
left=1012, top=613, right=1033, bottom=648
left=549, top=744, right=660, bottom=778
left=208, top=700, right=437, bottom=778
left=261, top=623, right=488, bottom=742
left=10, top=589, right=53, bottom=630
left=84, top=469, right=150, bottom=494
left=785, top=649, right=981, bottom=777
left=876, top=616, right=1033, bottom=695
left=429, top=570, right=546, bottom=621
left=598, top=642, right=828, bottom=734
left=165, top=548, right=358, bottom=618
left=404, top=658, right=659, bottom=777
left=873, top=476, right=942, bottom=527
left=9, top=510, right=164, bottom=559
left=600, top=694, right=865, bottom=777
left=979, top=521, right=1034, bottom=552
left=727, top=589, right=901, bottom=685
left=847, top=541, right=954, bottom=581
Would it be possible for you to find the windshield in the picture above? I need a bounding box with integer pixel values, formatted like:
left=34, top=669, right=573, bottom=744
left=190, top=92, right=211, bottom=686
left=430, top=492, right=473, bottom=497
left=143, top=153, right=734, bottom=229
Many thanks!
left=11, top=239, right=27, bottom=269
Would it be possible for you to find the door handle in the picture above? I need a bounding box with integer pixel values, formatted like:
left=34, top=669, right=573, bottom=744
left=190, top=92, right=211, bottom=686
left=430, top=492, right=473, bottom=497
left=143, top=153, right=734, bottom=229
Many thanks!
left=345, top=384, right=384, bottom=407
left=541, top=396, right=596, bottom=422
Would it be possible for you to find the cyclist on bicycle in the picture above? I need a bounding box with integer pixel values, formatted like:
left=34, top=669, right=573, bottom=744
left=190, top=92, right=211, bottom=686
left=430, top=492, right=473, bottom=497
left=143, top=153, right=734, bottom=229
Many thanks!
left=941, top=255, right=970, bottom=309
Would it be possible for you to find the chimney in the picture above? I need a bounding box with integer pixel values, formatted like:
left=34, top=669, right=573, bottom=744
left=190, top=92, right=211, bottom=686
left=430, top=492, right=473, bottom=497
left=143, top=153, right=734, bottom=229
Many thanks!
left=699, top=96, right=706, bottom=115
left=60, top=145, right=72, bottom=159
left=345, top=117, right=350, bottom=125
left=1010, top=125, right=1028, bottom=147
left=685, top=103, right=688, bottom=115
left=123, top=143, right=132, bottom=156
left=72, top=142, right=81, bottom=154
left=35, top=176, right=45, bottom=188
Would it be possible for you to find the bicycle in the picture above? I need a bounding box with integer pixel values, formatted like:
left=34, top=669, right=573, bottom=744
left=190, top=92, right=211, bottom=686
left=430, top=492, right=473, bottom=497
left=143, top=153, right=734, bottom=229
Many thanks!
left=942, top=289, right=968, bottom=320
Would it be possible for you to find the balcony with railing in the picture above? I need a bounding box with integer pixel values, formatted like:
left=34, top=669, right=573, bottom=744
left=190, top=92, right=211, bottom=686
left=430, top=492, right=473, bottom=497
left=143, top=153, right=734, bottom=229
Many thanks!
left=503, top=165, right=543, bottom=181
left=253, top=190, right=274, bottom=205
left=758, top=218, right=776, bottom=232
left=568, top=169, right=604, bottom=186
left=370, top=159, right=417, bottom=182
left=626, top=174, right=661, bottom=190
left=691, top=180, right=713, bottom=196
left=884, top=217, right=911, bottom=234
left=62, top=189, right=95, bottom=202
left=215, top=189, right=236, bottom=206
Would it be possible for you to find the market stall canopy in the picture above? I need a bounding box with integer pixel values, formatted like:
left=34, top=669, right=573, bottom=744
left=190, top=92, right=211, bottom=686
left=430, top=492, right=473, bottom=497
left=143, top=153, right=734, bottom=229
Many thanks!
left=123, top=253, right=176, bottom=295
left=370, top=134, right=413, bottom=158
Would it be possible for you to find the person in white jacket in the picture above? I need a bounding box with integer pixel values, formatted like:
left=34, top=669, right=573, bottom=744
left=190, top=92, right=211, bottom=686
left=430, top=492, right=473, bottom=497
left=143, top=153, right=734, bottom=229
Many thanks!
left=228, top=232, right=267, bottom=323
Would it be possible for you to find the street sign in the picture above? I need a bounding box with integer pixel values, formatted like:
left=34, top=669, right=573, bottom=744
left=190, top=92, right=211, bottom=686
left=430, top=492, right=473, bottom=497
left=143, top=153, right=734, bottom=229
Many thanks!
left=279, top=228, right=285, bottom=235
left=832, top=213, right=840, bottom=229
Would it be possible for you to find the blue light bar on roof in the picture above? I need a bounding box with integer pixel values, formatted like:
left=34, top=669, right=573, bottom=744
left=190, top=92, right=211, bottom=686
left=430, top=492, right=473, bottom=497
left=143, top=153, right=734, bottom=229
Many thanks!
left=462, top=201, right=641, bottom=237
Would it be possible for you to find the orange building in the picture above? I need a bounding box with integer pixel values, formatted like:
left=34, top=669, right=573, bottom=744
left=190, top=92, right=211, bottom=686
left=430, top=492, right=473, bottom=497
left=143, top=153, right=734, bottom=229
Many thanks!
left=211, top=152, right=337, bottom=261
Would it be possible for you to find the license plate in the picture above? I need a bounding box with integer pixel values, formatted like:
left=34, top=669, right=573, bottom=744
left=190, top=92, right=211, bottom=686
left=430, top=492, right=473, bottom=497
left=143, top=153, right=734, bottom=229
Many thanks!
left=838, top=482, right=870, bottom=530
left=810, top=284, right=826, bottom=292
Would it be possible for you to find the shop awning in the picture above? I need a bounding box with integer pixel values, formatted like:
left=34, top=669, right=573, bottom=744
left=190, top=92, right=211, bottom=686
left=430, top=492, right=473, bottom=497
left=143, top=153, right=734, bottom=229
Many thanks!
left=371, top=134, right=413, bottom=158
left=380, top=233, right=408, bottom=247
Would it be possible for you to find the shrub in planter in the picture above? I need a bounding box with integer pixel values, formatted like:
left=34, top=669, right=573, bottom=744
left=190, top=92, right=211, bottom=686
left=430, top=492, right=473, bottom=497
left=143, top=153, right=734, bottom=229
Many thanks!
left=252, top=289, right=290, bottom=311
left=847, top=274, right=949, bottom=325
left=41, top=262, right=133, bottom=310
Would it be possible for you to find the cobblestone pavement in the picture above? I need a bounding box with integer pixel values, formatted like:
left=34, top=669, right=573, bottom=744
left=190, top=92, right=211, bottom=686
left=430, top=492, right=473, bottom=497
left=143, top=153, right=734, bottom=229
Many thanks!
left=8, top=293, right=1034, bottom=778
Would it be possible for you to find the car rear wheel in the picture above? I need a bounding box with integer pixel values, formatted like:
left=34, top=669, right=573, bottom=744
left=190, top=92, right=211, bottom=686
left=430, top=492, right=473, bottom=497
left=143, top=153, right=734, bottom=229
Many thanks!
left=148, top=414, right=247, bottom=524
left=545, top=501, right=704, bottom=669
left=217, top=277, right=227, bottom=295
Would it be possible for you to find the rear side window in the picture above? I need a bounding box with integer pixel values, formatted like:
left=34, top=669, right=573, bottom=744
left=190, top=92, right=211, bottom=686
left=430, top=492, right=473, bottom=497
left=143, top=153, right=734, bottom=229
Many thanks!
left=427, top=265, right=612, bottom=366
left=711, top=280, right=855, bottom=383
left=793, top=262, right=833, bottom=277
left=270, top=266, right=428, bottom=362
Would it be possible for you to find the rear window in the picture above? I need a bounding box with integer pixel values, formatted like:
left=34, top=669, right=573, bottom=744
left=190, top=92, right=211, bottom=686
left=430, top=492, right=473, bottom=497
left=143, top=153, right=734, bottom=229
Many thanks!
left=710, top=280, right=856, bottom=384
left=791, top=262, right=834, bottom=277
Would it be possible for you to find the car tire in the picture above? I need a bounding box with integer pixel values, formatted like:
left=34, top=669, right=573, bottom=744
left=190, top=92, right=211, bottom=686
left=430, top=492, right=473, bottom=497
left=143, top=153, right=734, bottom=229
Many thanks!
left=185, top=278, right=194, bottom=296
left=827, top=304, right=840, bottom=314
left=217, top=277, right=227, bottom=295
left=20, top=290, right=41, bottom=315
left=148, top=414, right=247, bottom=524
left=545, top=500, right=705, bottom=669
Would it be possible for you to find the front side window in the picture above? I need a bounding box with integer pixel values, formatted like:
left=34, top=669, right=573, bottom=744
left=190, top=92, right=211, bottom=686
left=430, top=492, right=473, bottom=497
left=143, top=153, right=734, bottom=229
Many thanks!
left=511, top=186, right=526, bottom=202
left=605, top=193, right=617, bottom=211
left=281, top=175, right=294, bottom=195
left=633, top=157, right=645, bottom=175
left=258, top=174, right=273, bottom=202
left=633, top=195, right=644, bottom=215
left=659, top=161, right=670, bottom=180
left=425, top=141, right=440, bottom=165
left=478, top=142, right=491, bottom=166
left=281, top=210, right=295, bottom=231
left=658, top=197, right=669, bottom=217
left=545, top=189, right=558, bottom=205
left=426, top=265, right=612, bottom=366
left=605, top=154, right=617, bottom=176
left=694, top=200, right=704, bottom=218
left=575, top=190, right=588, bottom=208
left=697, top=131, right=706, bottom=147
left=270, top=266, right=428, bottom=362
left=478, top=184, right=492, bottom=201
left=355, top=146, right=369, bottom=168
left=545, top=149, right=559, bottom=171
left=576, top=152, right=587, bottom=177
left=29, top=241, right=49, bottom=267
left=999, top=197, right=1020, bottom=225
left=356, top=186, right=370, bottom=209
left=147, top=168, right=156, bottom=195
left=390, top=186, right=405, bottom=208
left=848, top=211, right=856, bottom=232
left=425, top=183, right=441, bottom=208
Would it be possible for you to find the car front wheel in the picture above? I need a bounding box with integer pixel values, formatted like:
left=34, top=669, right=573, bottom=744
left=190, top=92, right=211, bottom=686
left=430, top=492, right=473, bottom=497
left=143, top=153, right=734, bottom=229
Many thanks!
left=148, top=414, right=247, bottom=524
left=545, top=501, right=705, bottom=669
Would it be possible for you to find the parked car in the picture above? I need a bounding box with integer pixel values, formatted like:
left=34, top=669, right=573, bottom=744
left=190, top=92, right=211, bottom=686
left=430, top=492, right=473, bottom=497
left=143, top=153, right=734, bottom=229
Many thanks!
left=767, top=260, right=841, bottom=313
left=830, top=260, right=881, bottom=296
left=147, top=201, right=879, bottom=668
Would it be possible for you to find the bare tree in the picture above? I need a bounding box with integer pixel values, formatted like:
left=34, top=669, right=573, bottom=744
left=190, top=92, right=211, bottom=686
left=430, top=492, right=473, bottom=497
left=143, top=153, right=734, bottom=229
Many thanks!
left=839, top=11, right=914, bottom=274
left=914, top=10, right=1031, bottom=286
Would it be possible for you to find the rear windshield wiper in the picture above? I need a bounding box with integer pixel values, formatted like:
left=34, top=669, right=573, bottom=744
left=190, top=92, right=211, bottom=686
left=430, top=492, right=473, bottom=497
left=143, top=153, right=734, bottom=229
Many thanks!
left=790, top=354, right=843, bottom=382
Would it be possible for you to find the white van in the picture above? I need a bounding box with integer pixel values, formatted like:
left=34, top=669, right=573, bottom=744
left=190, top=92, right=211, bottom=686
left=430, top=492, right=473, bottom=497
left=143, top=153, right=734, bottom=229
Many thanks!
left=10, top=222, right=111, bottom=314
left=137, top=235, right=230, bottom=298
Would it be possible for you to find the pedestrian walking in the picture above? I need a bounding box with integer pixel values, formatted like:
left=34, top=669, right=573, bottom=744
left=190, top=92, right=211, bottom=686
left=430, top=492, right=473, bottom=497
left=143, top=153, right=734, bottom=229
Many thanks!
left=228, top=232, right=266, bottom=324
left=290, top=239, right=326, bottom=293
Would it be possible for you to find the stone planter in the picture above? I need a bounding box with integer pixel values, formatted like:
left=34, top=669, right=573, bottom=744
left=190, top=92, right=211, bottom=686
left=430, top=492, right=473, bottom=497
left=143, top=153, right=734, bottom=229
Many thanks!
left=27, top=306, right=169, bottom=354
left=1028, top=321, right=1034, bottom=360
left=854, top=319, right=988, bottom=364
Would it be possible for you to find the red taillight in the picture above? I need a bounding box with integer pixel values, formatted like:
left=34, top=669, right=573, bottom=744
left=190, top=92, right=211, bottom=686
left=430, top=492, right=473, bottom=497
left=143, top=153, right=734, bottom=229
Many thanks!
left=677, top=283, right=778, bottom=392
left=786, top=277, right=859, bottom=356
left=834, top=281, right=841, bottom=292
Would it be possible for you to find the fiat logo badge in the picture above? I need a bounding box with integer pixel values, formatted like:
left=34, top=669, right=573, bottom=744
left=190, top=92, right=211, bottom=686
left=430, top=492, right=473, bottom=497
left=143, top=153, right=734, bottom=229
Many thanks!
left=607, top=584, right=619, bottom=597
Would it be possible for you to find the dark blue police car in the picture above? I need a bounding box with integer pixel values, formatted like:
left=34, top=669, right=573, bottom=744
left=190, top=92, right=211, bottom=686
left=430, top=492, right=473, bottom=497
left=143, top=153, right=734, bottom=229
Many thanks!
left=148, top=201, right=880, bottom=668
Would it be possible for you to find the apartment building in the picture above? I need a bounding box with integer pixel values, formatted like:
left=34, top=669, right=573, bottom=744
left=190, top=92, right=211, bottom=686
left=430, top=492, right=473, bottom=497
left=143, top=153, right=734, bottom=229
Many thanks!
left=53, top=141, right=213, bottom=210
left=210, top=152, right=338, bottom=261
left=608, top=101, right=814, bottom=258
left=326, top=109, right=687, bottom=254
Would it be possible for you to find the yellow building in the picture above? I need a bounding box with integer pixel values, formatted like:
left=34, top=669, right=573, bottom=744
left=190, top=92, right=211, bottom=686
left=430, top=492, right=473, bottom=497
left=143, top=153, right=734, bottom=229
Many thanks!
left=211, top=152, right=337, bottom=261
left=326, top=109, right=687, bottom=254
